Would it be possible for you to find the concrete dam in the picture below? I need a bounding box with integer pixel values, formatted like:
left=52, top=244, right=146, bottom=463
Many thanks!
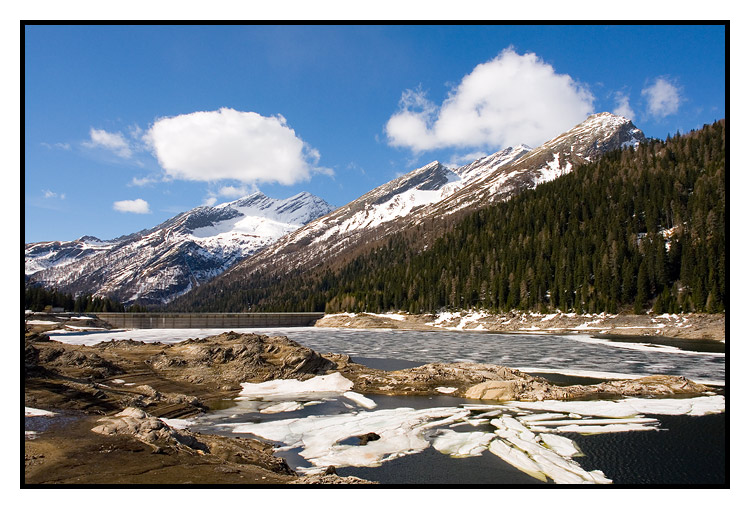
left=95, top=312, right=324, bottom=329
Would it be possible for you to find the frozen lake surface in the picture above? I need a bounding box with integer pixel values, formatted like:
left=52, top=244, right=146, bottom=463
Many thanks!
left=48, top=327, right=725, bottom=385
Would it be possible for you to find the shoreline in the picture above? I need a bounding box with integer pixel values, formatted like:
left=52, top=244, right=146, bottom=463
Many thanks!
left=314, top=311, right=725, bottom=342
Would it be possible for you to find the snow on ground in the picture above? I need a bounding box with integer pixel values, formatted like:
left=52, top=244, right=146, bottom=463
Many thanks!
left=26, top=320, right=59, bottom=325
left=436, top=387, right=458, bottom=394
left=25, top=407, right=57, bottom=417
left=426, top=310, right=488, bottom=330
left=160, top=418, right=193, bottom=429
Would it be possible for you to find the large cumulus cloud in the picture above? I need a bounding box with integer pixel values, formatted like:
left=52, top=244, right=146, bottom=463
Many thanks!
left=385, top=48, right=595, bottom=152
left=145, top=108, right=329, bottom=185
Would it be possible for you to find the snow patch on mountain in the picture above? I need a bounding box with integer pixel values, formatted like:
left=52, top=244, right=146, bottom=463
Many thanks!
left=309, top=148, right=529, bottom=246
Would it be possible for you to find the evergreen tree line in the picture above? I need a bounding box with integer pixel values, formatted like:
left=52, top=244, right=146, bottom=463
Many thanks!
left=175, top=120, right=725, bottom=315
left=25, top=285, right=131, bottom=313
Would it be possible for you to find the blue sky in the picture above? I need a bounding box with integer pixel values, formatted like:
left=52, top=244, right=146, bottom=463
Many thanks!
left=24, top=24, right=726, bottom=243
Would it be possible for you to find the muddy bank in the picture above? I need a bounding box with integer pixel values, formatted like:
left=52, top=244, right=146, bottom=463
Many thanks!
left=315, top=311, right=725, bottom=341
left=24, top=330, right=364, bottom=485
left=25, top=330, right=717, bottom=485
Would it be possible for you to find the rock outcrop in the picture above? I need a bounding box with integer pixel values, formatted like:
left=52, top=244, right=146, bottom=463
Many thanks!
left=92, top=407, right=208, bottom=453
left=345, top=361, right=712, bottom=402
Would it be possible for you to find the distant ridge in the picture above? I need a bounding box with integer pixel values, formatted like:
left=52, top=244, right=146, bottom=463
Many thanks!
left=25, top=191, right=334, bottom=305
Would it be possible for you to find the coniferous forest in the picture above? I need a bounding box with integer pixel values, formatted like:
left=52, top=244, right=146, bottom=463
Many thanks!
left=24, top=285, right=130, bottom=313
left=175, top=120, right=725, bottom=315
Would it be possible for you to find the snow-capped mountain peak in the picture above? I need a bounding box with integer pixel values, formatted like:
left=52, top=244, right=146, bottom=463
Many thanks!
left=208, top=112, right=646, bottom=285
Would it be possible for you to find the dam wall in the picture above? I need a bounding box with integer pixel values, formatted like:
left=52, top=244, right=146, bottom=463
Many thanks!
left=95, top=312, right=324, bottom=329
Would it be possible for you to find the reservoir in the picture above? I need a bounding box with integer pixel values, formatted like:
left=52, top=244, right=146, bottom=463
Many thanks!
left=47, top=327, right=726, bottom=484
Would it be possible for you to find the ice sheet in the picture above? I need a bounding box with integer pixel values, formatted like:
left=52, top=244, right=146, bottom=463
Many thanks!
left=239, top=372, right=354, bottom=399
left=343, top=391, right=377, bottom=409
left=225, top=406, right=469, bottom=468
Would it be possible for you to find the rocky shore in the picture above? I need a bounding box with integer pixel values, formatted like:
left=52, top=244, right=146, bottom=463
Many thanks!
left=315, top=311, right=725, bottom=341
left=25, top=330, right=718, bottom=485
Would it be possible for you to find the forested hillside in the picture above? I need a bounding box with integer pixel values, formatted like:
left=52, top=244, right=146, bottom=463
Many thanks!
left=24, top=286, right=126, bottom=312
left=175, top=120, right=725, bottom=315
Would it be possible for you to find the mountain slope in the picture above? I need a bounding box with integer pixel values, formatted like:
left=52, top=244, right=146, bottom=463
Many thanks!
left=180, top=120, right=724, bottom=314
left=316, top=120, right=725, bottom=314
left=25, top=192, right=334, bottom=305
left=172, top=112, right=646, bottom=311
left=416, top=112, right=645, bottom=220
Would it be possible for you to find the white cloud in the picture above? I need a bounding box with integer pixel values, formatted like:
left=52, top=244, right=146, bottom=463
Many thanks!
left=202, top=196, right=218, bottom=207
left=385, top=48, right=595, bottom=152
left=41, top=142, right=71, bottom=151
left=145, top=108, right=330, bottom=186
left=641, top=77, right=681, bottom=118
left=447, top=151, right=489, bottom=168
left=42, top=189, right=65, bottom=200
left=218, top=185, right=250, bottom=198
left=613, top=91, right=636, bottom=121
left=129, top=175, right=161, bottom=187
left=83, top=128, right=133, bottom=158
left=113, top=198, right=151, bottom=214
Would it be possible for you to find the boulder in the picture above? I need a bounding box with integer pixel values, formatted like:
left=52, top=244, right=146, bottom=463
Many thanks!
left=464, top=380, right=522, bottom=401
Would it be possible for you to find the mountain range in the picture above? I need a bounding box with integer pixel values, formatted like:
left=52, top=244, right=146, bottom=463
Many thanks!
left=25, top=192, right=334, bottom=305
left=26, top=112, right=646, bottom=308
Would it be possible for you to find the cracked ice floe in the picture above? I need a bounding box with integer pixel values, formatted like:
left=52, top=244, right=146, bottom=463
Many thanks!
left=431, top=429, right=495, bottom=457
left=226, top=406, right=471, bottom=470
left=260, top=401, right=305, bottom=414
left=489, top=415, right=611, bottom=484
left=501, top=395, right=724, bottom=418
left=538, top=433, right=582, bottom=458
left=342, top=391, right=377, bottom=409
left=500, top=433, right=610, bottom=484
